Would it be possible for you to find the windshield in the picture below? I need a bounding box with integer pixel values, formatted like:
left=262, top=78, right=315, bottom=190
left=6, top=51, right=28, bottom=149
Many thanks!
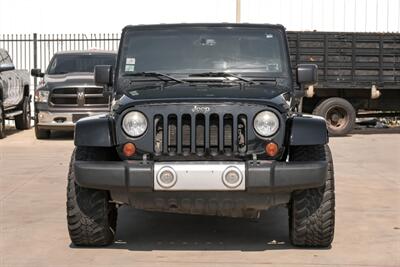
left=119, top=27, right=289, bottom=77
left=47, top=54, right=116, bottom=74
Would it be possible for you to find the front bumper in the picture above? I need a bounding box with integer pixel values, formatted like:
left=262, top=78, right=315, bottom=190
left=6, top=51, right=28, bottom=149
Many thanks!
left=36, top=111, right=107, bottom=130
left=74, top=160, right=327, bottom=193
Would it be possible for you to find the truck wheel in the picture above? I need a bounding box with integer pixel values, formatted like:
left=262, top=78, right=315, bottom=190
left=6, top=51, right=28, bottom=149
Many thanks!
left=35, top=125, right=50, bottom=139
left=289, top=145, right=335, bottom=247
left=313, top=97, right=355, bottom=136
left=67, top=147, right=117, bottom=246
left=34, top=114, right=50, bottom=139
left=0, top=101, right=5, bottom=139
left=15, top=96, right=31, bottom=130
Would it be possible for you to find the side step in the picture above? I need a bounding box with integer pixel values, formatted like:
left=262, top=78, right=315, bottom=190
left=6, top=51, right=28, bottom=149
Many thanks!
left=5, top=110, right=23, bottom=119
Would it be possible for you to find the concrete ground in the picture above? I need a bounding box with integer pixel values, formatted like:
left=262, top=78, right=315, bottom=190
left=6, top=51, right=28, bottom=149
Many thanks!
left=0, top=127, right=399, bottom=267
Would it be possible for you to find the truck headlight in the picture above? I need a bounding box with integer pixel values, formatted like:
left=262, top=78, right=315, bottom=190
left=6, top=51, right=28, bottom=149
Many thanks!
left=253, top=111, right=279, bottom=137
left=122, top=111, right=148, bottom=137
left=34, top=90, right=49, bottom=103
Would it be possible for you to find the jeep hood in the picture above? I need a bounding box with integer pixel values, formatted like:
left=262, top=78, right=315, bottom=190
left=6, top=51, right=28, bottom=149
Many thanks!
left=115, top=83, right=290, bottom=112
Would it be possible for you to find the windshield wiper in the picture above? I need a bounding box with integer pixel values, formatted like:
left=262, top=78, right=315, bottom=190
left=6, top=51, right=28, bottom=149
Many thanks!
left=123, top=72, right=186, bottom=84
left=189, top=72, right=259, bottom=85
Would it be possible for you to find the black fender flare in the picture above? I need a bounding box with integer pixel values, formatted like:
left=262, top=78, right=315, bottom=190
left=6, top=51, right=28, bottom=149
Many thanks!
left=288, top=115, right=328, bottom=146
left=0, top=83, right=3, bottom=101
left=74, top=114, right=115, bottom=147
left=23, top=84, right=30, bottom=96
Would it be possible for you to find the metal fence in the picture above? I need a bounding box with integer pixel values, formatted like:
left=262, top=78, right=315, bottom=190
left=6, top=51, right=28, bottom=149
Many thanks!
left=0, top=33, right=120, bottom=90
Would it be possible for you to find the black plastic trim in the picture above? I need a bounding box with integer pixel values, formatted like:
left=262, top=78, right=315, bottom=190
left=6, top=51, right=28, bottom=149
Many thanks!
left=74, top=159, right=327, bottom=193
left=74, top=114, right=115, bottom=147
left=289, top=115, right=328, bottom=145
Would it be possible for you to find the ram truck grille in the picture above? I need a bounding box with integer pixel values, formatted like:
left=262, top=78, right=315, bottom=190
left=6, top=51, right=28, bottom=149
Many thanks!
left=50, top=87, right=109, bottom=107
left=153, top=113, right=247, bottom=156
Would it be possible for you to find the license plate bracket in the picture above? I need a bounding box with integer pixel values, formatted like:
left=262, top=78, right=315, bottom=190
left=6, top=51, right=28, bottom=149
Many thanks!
left=154, top=161, right=245, bottom=191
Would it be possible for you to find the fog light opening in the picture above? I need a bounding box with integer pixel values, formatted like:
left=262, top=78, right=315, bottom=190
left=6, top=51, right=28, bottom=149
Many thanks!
left=222, top=167, right=243, bottom=188
left=123, top=142, right=136, bottom=157
left=157, top=167, right=177, bottom=188
left=265, top=142, right=278, bottom=157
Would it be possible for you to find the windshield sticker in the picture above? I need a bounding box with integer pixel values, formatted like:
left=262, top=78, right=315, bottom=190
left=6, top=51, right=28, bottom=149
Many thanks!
left=199, top=38, right=216, bottom=46
left=266, top=63, right=279, bottom=71
left=126, top=58, right=136, bottom=64
left=265, top=34, right=274, bottom=39
left=125, top=64, right=135, bottom=72
left=125, top=58, right=136, bottom=72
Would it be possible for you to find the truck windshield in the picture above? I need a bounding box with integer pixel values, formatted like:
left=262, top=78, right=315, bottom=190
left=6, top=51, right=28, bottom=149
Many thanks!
left=47, top=54, right=116, bottom=74
left=119, top=27, right=289, bottom=77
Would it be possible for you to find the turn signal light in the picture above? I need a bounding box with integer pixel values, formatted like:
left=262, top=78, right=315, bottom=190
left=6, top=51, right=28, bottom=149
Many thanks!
left=123, top=143, right=136, bottom=157
left=265, top=142, right=279, bottom=157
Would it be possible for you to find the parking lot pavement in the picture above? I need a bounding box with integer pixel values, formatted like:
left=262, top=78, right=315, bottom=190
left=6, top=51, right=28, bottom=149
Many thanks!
left=0, top=128, right=399, bottom=267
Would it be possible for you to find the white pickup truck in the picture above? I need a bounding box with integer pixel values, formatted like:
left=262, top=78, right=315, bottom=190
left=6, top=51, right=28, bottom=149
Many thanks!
left=0, top=48, right=31, bottom=138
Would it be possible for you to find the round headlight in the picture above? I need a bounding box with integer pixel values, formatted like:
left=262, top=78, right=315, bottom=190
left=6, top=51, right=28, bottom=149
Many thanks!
left=253, top=111, right=279, bottom=137
left=122, top=111, right=148, bottom=137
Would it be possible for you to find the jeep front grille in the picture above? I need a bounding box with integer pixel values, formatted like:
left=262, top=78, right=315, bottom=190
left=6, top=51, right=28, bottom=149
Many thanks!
left=50, top=87, right=109, bottom=107
left=153, top=113, right=247, bottom=156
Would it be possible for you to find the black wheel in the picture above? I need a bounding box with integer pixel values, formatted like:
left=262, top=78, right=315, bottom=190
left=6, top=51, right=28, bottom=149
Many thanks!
left=15, top=96, right=31, bottom=130
left=34, top=125, right=50, bottom=139
left=34, top=113, right=50, bottom=139
left=67, top=147, right=118, bottom=246
left=0, top=101, right=5, bottom=139
left=289, top=145, right=335, bottom=247
left=35, top=125, right=50, bottom=139
left=313, top=97, right=356, bottom=136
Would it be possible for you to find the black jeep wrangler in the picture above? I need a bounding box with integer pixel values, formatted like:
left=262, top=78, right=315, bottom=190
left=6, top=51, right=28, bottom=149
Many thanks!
left=67, top=24, right=335, bottom=247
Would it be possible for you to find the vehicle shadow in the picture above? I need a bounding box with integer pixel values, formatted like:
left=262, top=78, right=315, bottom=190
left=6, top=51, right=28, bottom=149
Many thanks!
left=2, top=126, right=24, bottom=137
left=351, top=126, right=400, bottom=135
left=328, top=126, right=400, bottom=138
left=46, top=130, right=74, bottom=140
left=70, top=206, right=328, bottom=251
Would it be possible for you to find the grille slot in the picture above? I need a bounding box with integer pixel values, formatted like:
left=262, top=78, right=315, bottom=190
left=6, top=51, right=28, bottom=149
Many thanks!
left=49, top=87, right=109, bottom=107
left=195, top=114, right=205, bottom=154
left=209, top=114, right=219, bottom=154
left=168, top=115, right=177, bottom=153
left=50, top=88, right=78, bottom=106
left=182, top=114, right=191, bottom=154
left=153, top=113, right=247, bottom=156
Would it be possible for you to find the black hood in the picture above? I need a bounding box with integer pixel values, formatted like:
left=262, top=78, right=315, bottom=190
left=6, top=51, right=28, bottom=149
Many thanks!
left=44, top=73, right=95, bottom=88
left=114, top=83, right=290, bottom=113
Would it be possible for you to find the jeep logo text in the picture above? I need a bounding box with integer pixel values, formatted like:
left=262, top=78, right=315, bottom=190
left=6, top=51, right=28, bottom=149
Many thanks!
left=191, top=105, right=210, bottom=113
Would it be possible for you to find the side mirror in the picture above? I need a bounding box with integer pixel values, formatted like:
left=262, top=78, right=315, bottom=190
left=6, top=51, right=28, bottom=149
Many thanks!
left=296, top=64, right=318, bottom=86
left=31, top=68, right=44, bottom=77
left=0, top=63, right=15, bottom=72
left=94, top=65, right=113, bottom=86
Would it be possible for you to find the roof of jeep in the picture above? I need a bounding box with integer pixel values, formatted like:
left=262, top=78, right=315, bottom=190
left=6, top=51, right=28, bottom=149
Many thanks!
left=122, top=23, right=286, bottom=32
left=54, top=50, right=117, bottom=55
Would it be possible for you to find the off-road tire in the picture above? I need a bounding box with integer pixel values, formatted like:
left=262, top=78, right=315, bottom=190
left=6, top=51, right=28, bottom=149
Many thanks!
left=67, top=147, right=118, bottom=246
left=289, top=145, right=335, bottom=247
left=313, top=97, right=355, bottom=136
left=0, top=101, right=5, bottom=139
left=15, top=96, right=31, bottom=130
